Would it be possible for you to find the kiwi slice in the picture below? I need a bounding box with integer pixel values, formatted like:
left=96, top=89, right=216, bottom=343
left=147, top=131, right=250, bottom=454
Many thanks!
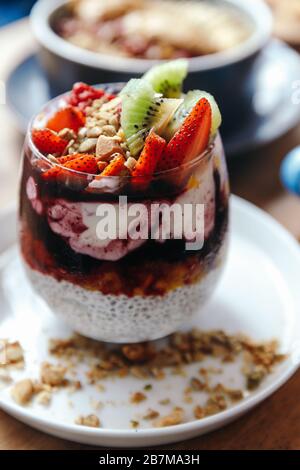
left=120, top=79, right=182, bottom=156
left=143, top=59, right=188, bottom=98
left=164, top=90, right=222, bottom=141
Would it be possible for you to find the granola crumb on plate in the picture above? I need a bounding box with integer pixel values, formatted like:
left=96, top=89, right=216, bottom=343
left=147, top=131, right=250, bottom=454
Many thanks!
left=75, top=414, right=100, bottom=428
left=11, top=379, right=34, bottom=405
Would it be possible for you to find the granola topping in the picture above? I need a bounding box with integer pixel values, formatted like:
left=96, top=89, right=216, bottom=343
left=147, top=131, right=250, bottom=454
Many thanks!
left=54, top=0, right=253, bottom=60
left=4, top=329, right=286, bottom=429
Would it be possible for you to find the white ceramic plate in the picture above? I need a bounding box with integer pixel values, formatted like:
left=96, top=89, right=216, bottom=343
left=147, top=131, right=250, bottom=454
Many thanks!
left=0, top=196, right=300, bottom=448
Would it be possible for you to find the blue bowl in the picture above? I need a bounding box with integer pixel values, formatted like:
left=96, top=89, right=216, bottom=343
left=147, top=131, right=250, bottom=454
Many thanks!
left=281, top=147, right=300, bottom=196
left=31, top=0, right=272, bottom=137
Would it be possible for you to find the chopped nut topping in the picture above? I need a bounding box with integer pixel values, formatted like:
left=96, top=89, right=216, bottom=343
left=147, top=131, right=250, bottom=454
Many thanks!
left=96, top=135, right=123, bottom=160
left=11, top=379, right=34, bottom=405
left=75, top=414, right=100, bottom=428
left=58, top=128, right=76, bottom=141
left=86, top=126, right=103, bottom=138
left=124, top=156, right=137, bottom=171
left=78, top=137, right=98, bottom=153
left=109, top=115, right=119, bottom=128
left=101, top=124, right=117, bottom=137
left=40, top=362, right=66, bottom=386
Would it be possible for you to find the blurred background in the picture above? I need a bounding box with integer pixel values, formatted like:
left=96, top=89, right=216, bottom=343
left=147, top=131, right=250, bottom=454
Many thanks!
left=0, top=0, right=300, bottom=237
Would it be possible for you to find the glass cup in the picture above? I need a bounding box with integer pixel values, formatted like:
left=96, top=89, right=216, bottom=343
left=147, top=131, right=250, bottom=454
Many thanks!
left=19, top=89, right=230, bottom=343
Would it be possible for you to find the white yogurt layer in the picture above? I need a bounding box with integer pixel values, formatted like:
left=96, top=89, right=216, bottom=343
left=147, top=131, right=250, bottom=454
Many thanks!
left=27, top=157, right=216, bottom=261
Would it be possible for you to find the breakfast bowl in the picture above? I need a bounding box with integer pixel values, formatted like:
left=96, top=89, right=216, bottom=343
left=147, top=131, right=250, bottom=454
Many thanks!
left=30, top=0, right=272, bottom=137
left=19, top=61, right=229, bottom=343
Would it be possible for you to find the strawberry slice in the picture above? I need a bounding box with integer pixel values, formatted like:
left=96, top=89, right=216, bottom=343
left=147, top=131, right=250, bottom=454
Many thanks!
left=131, top=131, right=166, bottom=190
left=63, top=155, right=98, bottom=174
left=32, top=129, right=68, bottom=155
left=43, top=154, right=98, bottom=180
left=46, top=106, right=85, bottom=133
left=100, top=154, right=126, bottom=177
left=157, top=98, right=212, bottom=172
left=56, top=154, right=79, bottom=164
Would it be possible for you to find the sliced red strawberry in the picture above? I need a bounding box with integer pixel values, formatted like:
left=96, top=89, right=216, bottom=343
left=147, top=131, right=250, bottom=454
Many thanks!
left=56, top=154, right=79, bottom=164
left=156, top=98, right=212, bottom=172
left=63, top=155, right=98, bottom=174
left=46, top=106, right=85, bottom=133
left=67, top=82, right=116, bottom=113
left=43, top=154, right=98, bottom=180
left=132, top=131, right=166, bottom=190
left=100, top=154, right=126, bottom=177
left=42, top=166, right=63, bottom=181
left=32, top=129, right=68, bottom=155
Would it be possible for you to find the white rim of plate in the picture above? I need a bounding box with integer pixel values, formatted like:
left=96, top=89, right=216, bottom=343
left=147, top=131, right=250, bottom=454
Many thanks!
left=0, top=195, right=300, bottom=441
left=30, top=0, right=273, bottom=73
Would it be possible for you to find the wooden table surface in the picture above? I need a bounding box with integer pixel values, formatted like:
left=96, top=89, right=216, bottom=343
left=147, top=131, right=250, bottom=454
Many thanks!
left=1, top=20, right=300, bottom=451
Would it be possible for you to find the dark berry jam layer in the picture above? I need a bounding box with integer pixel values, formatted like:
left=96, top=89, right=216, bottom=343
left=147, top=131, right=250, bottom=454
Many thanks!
left=19, top=146, right=228, bottom=297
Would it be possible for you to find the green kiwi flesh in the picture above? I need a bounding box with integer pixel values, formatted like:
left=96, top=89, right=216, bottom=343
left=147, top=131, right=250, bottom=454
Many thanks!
left=143, top=59, right=188, bottom=98
left=120, top=78, right=182, bottom=156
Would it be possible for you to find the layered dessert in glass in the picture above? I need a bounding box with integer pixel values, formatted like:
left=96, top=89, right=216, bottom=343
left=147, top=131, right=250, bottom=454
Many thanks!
left=53, top=0, right=253, bottom=60
left=19, top=60, right=229, bottom=342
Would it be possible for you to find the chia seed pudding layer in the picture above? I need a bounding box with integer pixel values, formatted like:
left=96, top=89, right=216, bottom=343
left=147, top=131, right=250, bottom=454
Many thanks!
left=24, top=251, right=226, bottom=343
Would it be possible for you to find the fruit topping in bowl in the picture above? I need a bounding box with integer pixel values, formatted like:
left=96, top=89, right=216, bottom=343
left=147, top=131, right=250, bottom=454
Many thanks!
left=53, top=0, right=253, bottom=60
left=31, top=59, right=222, bottom=191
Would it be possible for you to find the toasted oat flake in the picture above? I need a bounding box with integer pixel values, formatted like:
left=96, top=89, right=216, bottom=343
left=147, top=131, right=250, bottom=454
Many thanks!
left=40, top=362, right=66, bottom=386
left=143, top=409, right=160, bottom=420
left=130, top=391, right=147, bottom=404
left=194, top=405, right=205, bottom=419
left=37, top=390, right=52, bottom=406
left=1, top=340, right=24, bottom=366
left=90, top=398, right=104, bottom=411
left=159, top=398, right=171, bottom=406
left=11, top=379, right=34, bottom=405
left=143, top=384, right=152, bottom=391
left=122, top=343, right=150, bottom=362
left=155, top=407, right=184, bottom=427
left=1, top=328, right=286, bottom=425
left=246, top=365, right=268, bottom=390
left=204, top=394, right=227, bottom=416
left=0, top=369, right=12, bottom=383
left=190, top=377, right=206, bottom=391
left=75, top=414, right=100, bottom=428
left=130, top=420, right=139, bottom=428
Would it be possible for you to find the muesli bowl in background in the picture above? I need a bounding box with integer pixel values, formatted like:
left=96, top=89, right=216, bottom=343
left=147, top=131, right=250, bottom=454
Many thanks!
left=19, top=61, right=229, bottom=343
left=30, top=0, right=272, bottom=137
left=266, top=0, right=300, bottom=52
